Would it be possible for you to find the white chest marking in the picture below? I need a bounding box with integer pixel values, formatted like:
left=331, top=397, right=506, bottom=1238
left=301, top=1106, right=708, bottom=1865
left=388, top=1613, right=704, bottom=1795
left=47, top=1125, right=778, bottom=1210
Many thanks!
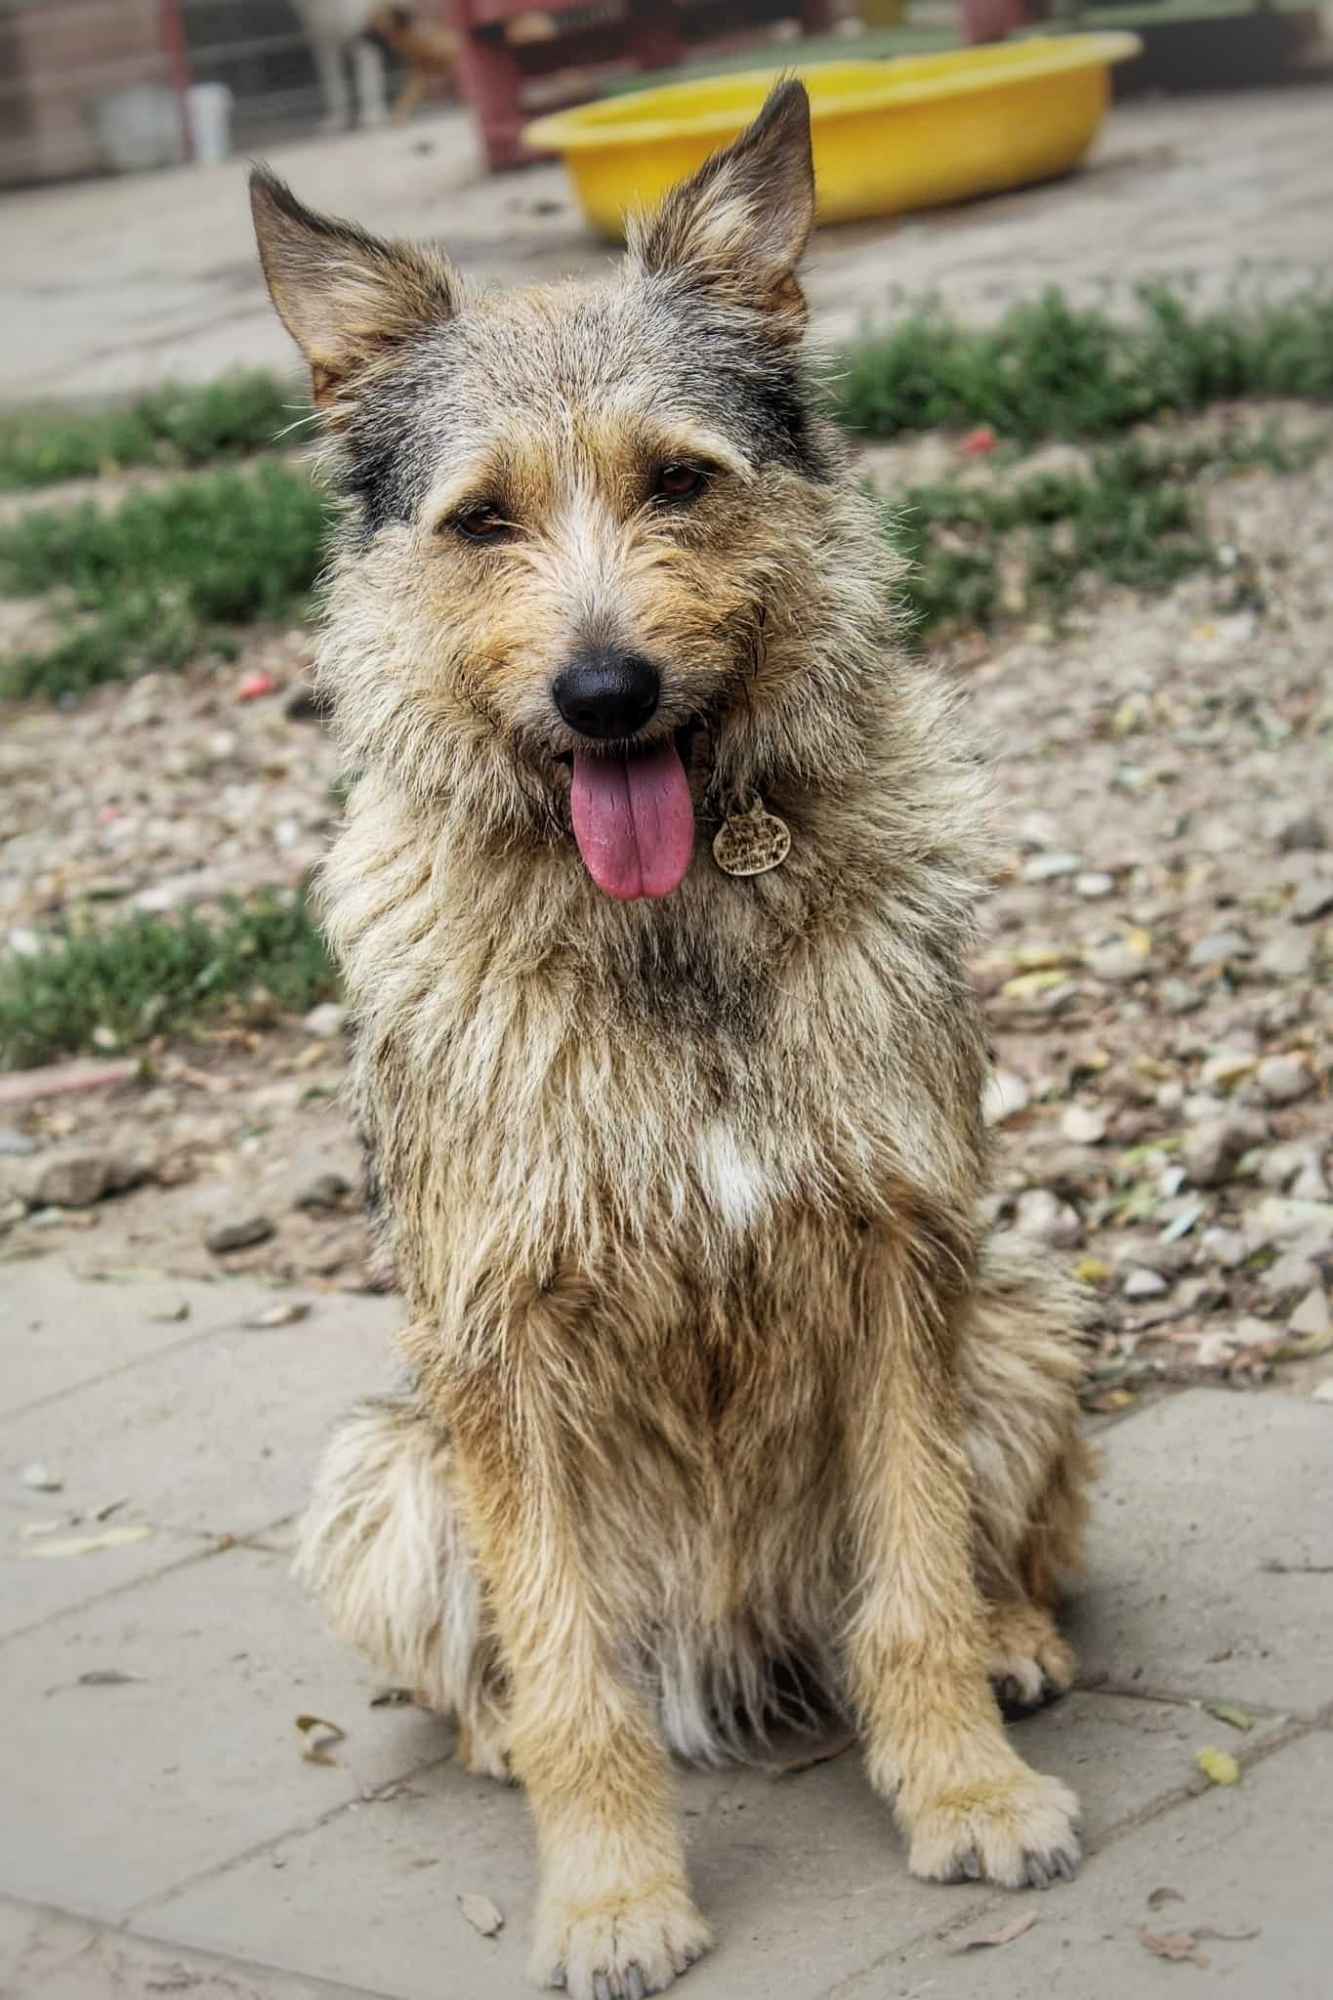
left=695, top=1121, right=773, bottom=1231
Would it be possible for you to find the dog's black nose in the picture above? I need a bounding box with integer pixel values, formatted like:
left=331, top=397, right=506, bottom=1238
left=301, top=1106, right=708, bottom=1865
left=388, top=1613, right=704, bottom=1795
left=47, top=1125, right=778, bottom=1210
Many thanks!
left=553, top=651, right=660, bottom=740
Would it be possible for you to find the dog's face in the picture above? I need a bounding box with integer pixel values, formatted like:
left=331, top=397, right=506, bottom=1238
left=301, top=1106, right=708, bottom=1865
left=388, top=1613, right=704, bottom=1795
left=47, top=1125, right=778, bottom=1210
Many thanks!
left=253, top=85, right=863, bottom=900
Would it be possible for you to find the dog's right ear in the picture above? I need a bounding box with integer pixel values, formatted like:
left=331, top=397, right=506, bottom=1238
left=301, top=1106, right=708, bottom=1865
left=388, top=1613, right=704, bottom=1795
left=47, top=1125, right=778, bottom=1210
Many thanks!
left=629, top=79, right=814, bottom=341
left=250, top=170, right=457, bottom=412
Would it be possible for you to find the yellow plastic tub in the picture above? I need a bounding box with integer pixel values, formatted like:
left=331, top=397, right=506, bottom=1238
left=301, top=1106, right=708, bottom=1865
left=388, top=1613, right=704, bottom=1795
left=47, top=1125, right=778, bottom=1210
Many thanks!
left=525, top=37, right=1141, bottom=240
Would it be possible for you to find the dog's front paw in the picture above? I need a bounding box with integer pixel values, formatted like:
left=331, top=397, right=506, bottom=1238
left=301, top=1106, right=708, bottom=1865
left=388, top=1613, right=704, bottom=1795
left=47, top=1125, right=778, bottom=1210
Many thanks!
left=530, top=1883, right=713, bottom=1998
left=907, top=1769, right=1081, bottom=1890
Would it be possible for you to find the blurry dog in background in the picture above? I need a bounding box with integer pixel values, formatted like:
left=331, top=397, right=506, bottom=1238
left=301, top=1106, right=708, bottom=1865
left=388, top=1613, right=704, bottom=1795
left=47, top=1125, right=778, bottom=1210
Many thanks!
left=293, top=0, right=389, bottom=129
left=364, top=5, right=459, bottom=122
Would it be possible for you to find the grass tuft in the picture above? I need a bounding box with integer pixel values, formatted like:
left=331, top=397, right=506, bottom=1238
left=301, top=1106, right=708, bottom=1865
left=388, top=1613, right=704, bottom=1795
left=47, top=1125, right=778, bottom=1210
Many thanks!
left=835, top=283, right=1333, bottom=444
left=893, top=428, right=1321, bottom=636
left=0, top=892, right=335, bottom=1071
left=0, top=461, right=327, bottom=699
left=0, top=375, right=304, bottom=491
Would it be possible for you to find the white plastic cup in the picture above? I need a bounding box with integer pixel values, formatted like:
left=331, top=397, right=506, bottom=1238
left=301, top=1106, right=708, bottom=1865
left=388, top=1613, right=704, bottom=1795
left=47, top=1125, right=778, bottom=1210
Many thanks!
left=187, top=82, right=233, bottom=166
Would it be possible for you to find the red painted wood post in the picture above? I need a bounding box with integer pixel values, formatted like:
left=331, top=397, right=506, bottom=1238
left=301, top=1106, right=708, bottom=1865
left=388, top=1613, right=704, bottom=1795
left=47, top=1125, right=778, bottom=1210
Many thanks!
left=159, top=0, right=194, bottom=163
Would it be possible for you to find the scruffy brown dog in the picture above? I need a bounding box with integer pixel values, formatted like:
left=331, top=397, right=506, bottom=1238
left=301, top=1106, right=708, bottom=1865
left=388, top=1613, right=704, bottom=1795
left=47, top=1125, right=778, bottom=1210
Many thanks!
left=251, top=81, right=1093, bottom=2000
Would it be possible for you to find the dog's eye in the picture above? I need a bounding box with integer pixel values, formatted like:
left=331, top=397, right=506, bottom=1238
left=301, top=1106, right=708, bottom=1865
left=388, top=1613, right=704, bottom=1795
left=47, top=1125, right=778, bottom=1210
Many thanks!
left=451, top=503, right=511, bottom=543
left=652, top=463, right=708, bottom=505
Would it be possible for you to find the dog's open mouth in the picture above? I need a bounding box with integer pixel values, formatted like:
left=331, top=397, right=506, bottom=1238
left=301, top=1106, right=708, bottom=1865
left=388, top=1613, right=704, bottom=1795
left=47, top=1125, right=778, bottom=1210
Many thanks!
left=569, top=729, right=696, bottom=902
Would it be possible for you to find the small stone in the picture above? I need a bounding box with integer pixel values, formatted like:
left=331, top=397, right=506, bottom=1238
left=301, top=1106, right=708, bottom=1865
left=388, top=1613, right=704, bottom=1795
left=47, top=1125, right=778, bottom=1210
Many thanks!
left=32, top=1152, right=150, bottom=1210
left=1289, top=878, right=1333, bottom=924
left=1021, top=852, right=1081, bottom=884
left=1289, top=1288, right=1330, bottom=1339
left=206, top=1215, right=276, bottom=1255
left=294, top=1173, right=353, bottom=1213
left=1291, top=1157, right=1331, bottom=1202
left=1074, top=871, right=1114, bottom=900
left=1123, top=1267, right=1169, bottom=1300
left=1254, top=1054, right=1313, bottom=1106
left=1161, top=979, right=1204, bottom=1015
left=21, top=1462, right=62, bottom=1492
left=1012, top=1188, right=1083, bottom=1249
left=983, top=1070, right=1030, bottom=1127
left=1276, top=812, right=1326, bottom=855
left=1182, top=1118, right=1253, bottom=1189
left=1086, top=941, right=1149, bottom=984
left=1252, top=1198, right=1333, bottom=1247
left=1258, top=931, right=1316, bottom=980
left=1199, top=1048, right=1257, bottom=1094
left=302, top=1002, right=347, bottom=1039
left=1313, top=1379, right=1333, bottom=1404
left=1201, top=1226, right=1248, bottom=1270
left=1060, top=1104, right=1107, bottom=1145
left=1258, top=1250, right=1321, bottom=1297
left=1189, top=930, right=1252, bottom=969
left=0, top=1128, right=36, bottom=1157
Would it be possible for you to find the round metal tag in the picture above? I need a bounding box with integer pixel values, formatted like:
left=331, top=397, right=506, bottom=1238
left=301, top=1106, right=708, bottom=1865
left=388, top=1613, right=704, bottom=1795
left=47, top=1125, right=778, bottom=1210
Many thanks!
left=712, top=800, right=791, bottom=878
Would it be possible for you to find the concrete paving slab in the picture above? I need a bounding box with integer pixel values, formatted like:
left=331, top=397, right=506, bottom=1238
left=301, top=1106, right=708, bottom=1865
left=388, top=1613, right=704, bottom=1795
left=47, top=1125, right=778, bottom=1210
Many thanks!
left=0, top=1290, right=399, bottom=1639
left=136, top=1685, right=1274, bottom=2000
left=0, top=1260, right=290, bottom=1419
left=0, top=1544, right=448, bottom=1922
left=0, top=1504, right=207, bottom=1646
left=1072, top=1389, right=1333, bottom=1715
left=0, top=1893, right=385, bottom=2000
left=135, top=1747, right=959, bottom=2000
left=855, top=1729, right=1333, bottom=2000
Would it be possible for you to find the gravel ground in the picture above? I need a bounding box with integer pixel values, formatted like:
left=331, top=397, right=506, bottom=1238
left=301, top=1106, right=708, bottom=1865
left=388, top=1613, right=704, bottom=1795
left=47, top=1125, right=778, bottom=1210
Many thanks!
left=1, top=435, right=1329, bottom=1412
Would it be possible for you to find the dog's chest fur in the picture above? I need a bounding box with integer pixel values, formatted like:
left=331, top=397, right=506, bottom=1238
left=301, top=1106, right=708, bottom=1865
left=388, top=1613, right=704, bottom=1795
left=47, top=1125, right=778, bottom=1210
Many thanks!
left=325, top=766, right=987, bottom=1411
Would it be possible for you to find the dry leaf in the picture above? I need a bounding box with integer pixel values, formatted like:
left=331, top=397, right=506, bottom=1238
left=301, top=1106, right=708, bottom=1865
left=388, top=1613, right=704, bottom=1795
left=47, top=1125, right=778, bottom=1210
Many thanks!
left=458, top=1892, right=505, bottom=1938
left=21, top=1462, right=63, bottom=1492
left=21, top=1524, right=153, bottom=1560
left=1001, top=968, right=1071, bottom=1001
left=958, top=1911, right=1037, bottom=1952
left=1276, top=1327, right=1333, bottom=1362
left=1140, top=1929, right=1209, bottom=1967
left=249, top=1300, right=311, bottom=1328
left=369, top=1687, right=415, bottom=1708
left=296, top=1713, right=346, bottom=1765
left=1195, top=1746, right=1241, bottom=1786
left=1203, top=1701, right=1255, bottom=1733
left=1147, top=1886, right=1185, bottom=1911
left=77, top=1669, right=142, bottom=1686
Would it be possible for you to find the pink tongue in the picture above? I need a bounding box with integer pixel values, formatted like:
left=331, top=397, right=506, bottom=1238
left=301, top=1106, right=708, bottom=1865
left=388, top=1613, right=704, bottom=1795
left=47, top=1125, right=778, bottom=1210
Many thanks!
left=570, top=740, right=695, bottom=901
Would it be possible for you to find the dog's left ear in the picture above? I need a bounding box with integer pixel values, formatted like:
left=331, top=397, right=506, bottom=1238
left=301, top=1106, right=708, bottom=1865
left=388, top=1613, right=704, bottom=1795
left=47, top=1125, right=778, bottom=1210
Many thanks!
left=250, top=169, right=457, bottom=413
left=630, top=79, right=814, bottom=341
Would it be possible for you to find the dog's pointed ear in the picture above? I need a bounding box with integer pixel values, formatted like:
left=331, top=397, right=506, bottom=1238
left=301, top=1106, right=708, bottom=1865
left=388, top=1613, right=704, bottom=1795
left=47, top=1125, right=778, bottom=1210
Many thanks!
left=250, top=169, right=457, bottom=411
left=629, top=79, right=814, bottom=339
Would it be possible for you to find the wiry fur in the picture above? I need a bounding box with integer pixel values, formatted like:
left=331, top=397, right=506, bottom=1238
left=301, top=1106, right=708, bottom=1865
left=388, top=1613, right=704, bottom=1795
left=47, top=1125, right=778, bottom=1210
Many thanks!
left=255, top=81, right=1095, bottom=2000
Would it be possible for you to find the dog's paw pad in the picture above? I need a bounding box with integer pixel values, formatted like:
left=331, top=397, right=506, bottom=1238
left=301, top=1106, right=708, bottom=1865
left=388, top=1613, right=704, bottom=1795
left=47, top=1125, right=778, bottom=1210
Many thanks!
left=908, top=1770, right=1082, bottom=1891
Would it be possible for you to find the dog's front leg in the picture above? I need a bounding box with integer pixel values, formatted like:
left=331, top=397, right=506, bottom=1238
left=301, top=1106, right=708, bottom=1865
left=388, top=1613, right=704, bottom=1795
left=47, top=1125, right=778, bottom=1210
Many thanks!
left=449, top=1411, right=713, bottom=1998
left=846, top=1242, right=1082, bottom=1890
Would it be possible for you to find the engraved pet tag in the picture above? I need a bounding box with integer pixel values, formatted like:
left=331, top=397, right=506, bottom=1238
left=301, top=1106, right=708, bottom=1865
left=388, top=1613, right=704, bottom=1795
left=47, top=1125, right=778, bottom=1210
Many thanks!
left=712, top=798, right=791, bottom=878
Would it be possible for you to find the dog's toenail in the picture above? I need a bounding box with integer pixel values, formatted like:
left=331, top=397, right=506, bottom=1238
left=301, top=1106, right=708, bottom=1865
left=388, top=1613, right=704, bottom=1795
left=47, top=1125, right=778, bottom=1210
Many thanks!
left=627, top=1968, right=646, bottom=2000
left=593, top=1974, right=611, bottom=2000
